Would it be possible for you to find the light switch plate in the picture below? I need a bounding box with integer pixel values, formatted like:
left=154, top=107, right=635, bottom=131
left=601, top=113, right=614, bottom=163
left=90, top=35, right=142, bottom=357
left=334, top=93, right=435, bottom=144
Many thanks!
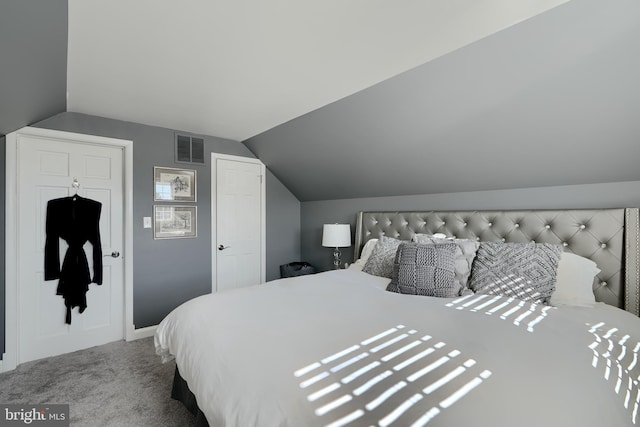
left=143, top=217, right=152, bottom=228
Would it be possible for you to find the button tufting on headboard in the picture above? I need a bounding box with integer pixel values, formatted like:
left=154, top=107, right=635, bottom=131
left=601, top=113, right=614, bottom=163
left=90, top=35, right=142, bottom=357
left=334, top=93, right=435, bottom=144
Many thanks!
left=354, top=209, right=640, bottom=315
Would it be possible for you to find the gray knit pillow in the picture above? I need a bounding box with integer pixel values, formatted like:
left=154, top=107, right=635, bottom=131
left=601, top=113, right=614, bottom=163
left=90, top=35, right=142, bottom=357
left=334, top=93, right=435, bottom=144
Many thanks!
left=412, top=234, right=479, bottom=294
left=469, top=241, right=563, bottom=304
left=387, top=243, right=458, bottom=298
left=362, top=236, right=403, bottom=278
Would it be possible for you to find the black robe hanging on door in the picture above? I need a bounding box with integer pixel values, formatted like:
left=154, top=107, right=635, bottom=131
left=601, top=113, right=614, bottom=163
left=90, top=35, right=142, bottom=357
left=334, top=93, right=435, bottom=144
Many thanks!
left=44, top=195, right=103, bottom=324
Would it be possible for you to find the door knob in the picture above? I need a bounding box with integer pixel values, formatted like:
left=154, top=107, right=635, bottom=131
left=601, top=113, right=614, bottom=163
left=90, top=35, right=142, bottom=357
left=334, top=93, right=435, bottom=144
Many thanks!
left=218, top=245, right=230, bottom=251
left=104, top=251, right=120, bottom=258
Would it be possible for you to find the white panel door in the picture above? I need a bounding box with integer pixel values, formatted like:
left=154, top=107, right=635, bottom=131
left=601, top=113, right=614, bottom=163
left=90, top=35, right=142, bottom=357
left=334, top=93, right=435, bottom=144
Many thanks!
left=215, top=157, right=264, bottom=292
left=17, top=134, right=124, bottom=363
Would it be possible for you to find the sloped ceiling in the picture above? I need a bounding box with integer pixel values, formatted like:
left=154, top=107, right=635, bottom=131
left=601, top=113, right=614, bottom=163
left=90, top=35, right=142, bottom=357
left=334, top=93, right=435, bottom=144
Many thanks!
left=66, top=0, right=568, bottom=142
left=67, top=0, right=640, bottom=204
left=245, top=0, right=640, bottom=201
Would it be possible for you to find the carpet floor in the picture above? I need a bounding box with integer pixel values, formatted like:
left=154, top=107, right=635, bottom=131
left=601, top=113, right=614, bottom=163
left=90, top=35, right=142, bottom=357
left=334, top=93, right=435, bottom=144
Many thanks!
left=0, top=337, right=197, bottom=426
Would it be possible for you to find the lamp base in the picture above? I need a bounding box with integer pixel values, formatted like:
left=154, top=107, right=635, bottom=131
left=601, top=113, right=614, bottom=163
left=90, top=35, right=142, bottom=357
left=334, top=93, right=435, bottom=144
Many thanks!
left=333, top=247, right=341, bottom=269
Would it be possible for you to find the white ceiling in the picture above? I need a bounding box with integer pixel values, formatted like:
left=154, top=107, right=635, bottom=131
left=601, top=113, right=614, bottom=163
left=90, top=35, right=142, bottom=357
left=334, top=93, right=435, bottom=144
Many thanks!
left=66, top=0, right=569, bottom=141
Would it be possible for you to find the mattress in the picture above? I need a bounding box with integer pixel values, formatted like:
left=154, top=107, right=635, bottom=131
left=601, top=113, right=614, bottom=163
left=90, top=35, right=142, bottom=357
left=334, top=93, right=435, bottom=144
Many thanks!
left=155, top=268, right=640, bottom=427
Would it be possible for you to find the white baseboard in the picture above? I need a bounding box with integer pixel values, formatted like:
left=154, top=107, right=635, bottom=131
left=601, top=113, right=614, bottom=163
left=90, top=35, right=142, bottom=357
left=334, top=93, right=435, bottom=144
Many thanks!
left=1, top=327, right=155, bottom=372
left=129, top=325, right=157, bottom=341
left=1, top=352, right=17, bottom=373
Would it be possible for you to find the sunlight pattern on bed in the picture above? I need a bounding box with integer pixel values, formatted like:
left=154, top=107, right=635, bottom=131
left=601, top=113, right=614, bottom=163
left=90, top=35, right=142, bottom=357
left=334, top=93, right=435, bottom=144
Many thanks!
left=587, top=321, right=640, bottom=424
left=446, top=294, right=555, bottom=332
left=294, top=325, right=492, bottom=426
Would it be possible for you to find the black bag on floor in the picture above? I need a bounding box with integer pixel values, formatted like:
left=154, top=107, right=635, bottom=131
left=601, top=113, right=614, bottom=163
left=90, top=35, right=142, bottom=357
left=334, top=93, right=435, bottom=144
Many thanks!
left=280, top=262, right=316, bottom=278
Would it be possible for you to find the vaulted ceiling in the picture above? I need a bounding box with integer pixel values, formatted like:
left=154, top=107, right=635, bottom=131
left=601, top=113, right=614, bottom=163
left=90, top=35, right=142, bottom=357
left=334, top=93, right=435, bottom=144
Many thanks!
left=67, top=0, right=640, bottom=202
left=245, top=0, right=640, bottom=201
left=67, top=0, right=567, bottom=141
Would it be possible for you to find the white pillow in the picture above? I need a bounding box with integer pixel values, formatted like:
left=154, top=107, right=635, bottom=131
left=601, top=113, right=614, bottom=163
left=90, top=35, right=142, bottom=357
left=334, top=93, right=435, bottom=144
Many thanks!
left=349, top=239, right=379, bottom=270
left=550, top=252, right=600, bottom=307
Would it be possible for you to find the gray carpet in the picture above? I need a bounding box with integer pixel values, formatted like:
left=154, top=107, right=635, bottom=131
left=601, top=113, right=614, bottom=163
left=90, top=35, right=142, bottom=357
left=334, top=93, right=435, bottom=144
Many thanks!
left=0, top=337, right=197, bottom=426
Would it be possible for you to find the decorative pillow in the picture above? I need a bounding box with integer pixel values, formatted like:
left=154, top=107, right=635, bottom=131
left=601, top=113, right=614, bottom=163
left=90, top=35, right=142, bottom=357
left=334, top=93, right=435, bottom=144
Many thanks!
left=387, top=243, right=458, bottom=297
left=350, top=238, right=379, bottom=270
left=362, top=236, right=403, bottom=278
left=469, top=241, right=563, bottom=304
left=412, top=234, right=479, bottom=293
left=550, top=252, right=600, bottom=307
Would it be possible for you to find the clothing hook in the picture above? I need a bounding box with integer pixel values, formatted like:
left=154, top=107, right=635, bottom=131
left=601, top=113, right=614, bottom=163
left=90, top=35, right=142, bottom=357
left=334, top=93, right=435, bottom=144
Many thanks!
left=72, top=178, right=80, bottom=195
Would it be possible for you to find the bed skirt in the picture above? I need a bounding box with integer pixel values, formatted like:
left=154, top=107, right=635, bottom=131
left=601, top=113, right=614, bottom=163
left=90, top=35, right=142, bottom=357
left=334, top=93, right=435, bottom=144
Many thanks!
left=172, top=367, right=210, bottom=427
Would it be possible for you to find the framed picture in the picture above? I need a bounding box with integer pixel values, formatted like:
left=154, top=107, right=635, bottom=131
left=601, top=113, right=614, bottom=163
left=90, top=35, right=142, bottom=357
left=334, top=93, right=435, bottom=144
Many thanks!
left=154, top=166, right=197, bottom=202
left=154, top=205, right=197, bottom=239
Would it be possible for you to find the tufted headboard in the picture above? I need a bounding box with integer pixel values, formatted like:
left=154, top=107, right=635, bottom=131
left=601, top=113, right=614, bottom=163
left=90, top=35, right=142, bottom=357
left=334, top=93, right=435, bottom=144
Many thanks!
left=354, top=209, right=640, bottom=315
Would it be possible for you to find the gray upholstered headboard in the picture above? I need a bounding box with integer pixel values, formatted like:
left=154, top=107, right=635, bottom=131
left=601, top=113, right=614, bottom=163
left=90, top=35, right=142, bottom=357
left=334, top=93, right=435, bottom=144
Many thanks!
left=354, top=209, right=640, bottom=315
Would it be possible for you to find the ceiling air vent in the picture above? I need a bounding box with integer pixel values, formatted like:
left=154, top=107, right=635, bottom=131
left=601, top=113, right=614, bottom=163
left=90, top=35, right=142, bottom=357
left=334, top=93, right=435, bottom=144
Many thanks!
left=175, top=134, right=205, bottom=164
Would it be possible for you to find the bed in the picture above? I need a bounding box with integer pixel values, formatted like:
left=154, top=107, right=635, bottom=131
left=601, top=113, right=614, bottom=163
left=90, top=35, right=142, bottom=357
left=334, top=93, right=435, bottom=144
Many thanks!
left=155, top=208, right=640, bottom=427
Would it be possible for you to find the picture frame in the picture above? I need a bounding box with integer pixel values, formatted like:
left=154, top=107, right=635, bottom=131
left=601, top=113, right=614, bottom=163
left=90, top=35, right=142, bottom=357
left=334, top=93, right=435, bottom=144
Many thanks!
left=154, top=166, right=197, bottom=202
left=154, top=205, right=197, bottom=239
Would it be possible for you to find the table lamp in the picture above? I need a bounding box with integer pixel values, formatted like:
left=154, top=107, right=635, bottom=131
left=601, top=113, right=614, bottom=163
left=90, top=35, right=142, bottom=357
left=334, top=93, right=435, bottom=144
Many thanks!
left=322, top=224, right=351, bottom=269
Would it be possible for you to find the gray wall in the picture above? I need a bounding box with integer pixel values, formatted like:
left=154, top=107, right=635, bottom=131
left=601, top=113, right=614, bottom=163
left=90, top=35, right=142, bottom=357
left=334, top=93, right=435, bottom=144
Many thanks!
left=0, top=0, right=67, bottom=136
left=244, top=0, right=640, bottom=202
left=32, top=112, right=300, bottom=329
left=265, top=169, right=301, bottom=281
left=302, top=181, right=640, bottom=271
left=0, top=136, right=5, bottom=354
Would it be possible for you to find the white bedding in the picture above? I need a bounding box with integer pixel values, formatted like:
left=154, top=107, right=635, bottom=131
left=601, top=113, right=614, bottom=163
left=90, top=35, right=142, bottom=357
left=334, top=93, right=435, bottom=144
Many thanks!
left=155, top=269, right=640, bottom=427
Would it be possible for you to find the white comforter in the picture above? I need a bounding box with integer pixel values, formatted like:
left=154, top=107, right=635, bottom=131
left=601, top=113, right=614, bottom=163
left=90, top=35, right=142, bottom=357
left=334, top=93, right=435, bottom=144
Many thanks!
left=155, top=269, right=640, bottom=427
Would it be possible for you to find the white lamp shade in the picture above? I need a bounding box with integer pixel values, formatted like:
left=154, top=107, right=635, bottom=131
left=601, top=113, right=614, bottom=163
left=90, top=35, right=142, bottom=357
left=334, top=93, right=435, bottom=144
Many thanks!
left=322, top=224, right=351, bottom=247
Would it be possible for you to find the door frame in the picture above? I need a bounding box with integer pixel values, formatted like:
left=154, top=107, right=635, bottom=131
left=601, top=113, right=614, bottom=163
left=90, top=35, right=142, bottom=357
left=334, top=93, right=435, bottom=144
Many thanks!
left=211, top=153, right=266, bottom=293
left=3, top=126, right=134, bottom=372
